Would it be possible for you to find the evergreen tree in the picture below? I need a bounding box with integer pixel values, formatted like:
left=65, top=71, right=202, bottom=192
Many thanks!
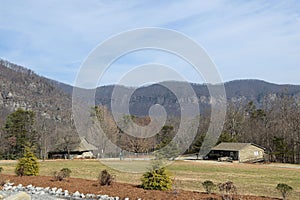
left=15, top=147, right=39, bottom=176
left=3, top=108, right=37, bottom=159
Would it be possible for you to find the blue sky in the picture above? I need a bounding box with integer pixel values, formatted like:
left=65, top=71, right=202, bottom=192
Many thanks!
left=0, top=0, right=300, bottom=86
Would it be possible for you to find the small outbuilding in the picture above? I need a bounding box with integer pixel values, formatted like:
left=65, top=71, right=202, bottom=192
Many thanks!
left=208, top=142, right=265, bottom=163
left=48, top=137, right=97, bottom=159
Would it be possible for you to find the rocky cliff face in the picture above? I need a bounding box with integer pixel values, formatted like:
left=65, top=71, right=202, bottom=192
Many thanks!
left=92, top=80, right=300, bottom=116
left=0, top=59, right=73, bottom=139
left=2, top=58, right=300, bottom=121
left=0, top=61, right=71, bottom=118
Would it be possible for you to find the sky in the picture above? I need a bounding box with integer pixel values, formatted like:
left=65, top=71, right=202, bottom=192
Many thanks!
left=0, top=0, right=300, bottom=86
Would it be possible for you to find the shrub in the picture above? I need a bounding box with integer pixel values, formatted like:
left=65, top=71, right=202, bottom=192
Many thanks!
left=15, top=147, right=39, bottom=176
left=218, top=181, right=237, bottom=200
left=61, top=168, right=72, bottom=177
left=141, top=167, right=172, bottom=191
left=99, top=170, right=114, bottom=186
left=0, top=167, right=3, bottom=173
left=202, top=180, right=216, bottom=194
left=54, top=168, right=72, bottom=181
left=276, top=183, right=293, bottom=200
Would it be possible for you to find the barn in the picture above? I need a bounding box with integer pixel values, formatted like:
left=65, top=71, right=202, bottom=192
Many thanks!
left=48, top=137, right=97, bottom=159
left=208, top=142, right=265, bottom=163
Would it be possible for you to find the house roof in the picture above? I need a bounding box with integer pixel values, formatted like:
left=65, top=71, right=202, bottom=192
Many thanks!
left=72, top=137, right=98, bottom=152
left=211, top=142, right=264, bottom=151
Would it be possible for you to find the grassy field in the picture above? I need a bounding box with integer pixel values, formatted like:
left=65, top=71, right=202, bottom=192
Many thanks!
left=1, top=159, right=299, bottom=199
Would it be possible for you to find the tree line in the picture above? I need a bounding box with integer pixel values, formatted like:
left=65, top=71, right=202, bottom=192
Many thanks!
left=0, top=93, right=299, bottom=164
left=190, top=95, right=300, bottom=164
left=89, top=94, right=300, bottom=164
left=0, top=108, right=78, bottom=160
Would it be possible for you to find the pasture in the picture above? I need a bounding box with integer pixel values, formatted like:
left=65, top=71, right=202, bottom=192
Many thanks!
left=1, top=159, right=299, bottom=199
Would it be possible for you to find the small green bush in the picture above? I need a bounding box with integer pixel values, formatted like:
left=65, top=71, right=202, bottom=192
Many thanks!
left=141, top=167, right=172, bottom=191
left=202, top=180, right=216, bottom=194
left=0, top=166, right=3, bottom=173
left=54, top=168, right=72, bottom=181
left=99, top=169, right=114, bottom=186
left=15, top=147, right=39, bottom=176
left=276, top=183, right=293, bottom=200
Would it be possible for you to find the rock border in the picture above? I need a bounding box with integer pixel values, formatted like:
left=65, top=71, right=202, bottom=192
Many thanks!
left=1, top=182, right=138, bottom=200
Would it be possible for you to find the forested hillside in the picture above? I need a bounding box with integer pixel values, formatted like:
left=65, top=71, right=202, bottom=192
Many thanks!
left=91, top=80, right=300, bottom=116
left=0, top=59, right=300, bottom=163
left=0, top=59, right=77, bottom=159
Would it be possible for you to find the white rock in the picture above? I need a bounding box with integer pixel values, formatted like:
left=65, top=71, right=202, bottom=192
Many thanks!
left=64, top=192, right=70, bottom=197
left=4, top=185, right=12, bottom=191
left=73, top=191, right=80, bottom=197
left=31, top=191, right=39, bottom=194
left=56, top=188, right=62, bottom=195
left=7, top=182, right=14, bottom=186
left=36, top=187, right=43, bottom=191
left=86, top=194, right=96, bottom=198
left=16, top=184, right=23, bottom=190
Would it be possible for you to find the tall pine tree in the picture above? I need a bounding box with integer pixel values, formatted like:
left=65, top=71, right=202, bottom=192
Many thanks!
left=4, top=108, right=37, bottom=159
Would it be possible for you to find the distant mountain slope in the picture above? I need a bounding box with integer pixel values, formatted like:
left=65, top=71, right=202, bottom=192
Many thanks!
left=224, top=79, right=300, bottom=100
left=45, top=79, right=74, bottom=96
left=0, top=59, right=73, bottom=134
left=2, top=59, right=300, bottom=119
left=92, top=80, right=300, bottom=116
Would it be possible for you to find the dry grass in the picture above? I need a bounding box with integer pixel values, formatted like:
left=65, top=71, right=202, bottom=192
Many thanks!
left=1, top=159, right=299, bottom=199
left=168, top=160, right=300, bottom=199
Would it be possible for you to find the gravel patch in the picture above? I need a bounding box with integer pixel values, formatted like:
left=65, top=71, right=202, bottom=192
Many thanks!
left=0, top=182, right=127, bottom=200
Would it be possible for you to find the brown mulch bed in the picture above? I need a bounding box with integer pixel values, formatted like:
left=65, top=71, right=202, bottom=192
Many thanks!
left=0, top=174, right=278, bottom=200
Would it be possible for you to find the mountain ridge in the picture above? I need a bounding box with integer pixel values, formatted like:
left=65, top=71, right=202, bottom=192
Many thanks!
left=1, top=59, right=300, bottom=118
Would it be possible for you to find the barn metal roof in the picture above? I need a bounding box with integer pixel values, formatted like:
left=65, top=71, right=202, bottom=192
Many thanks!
left=211, top=142, right=264, bottom=151
left=72, top=137, right=98, bottom=152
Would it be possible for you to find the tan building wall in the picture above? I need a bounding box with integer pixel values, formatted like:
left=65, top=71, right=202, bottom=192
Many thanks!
left=238, top=144, right=264, bottom=162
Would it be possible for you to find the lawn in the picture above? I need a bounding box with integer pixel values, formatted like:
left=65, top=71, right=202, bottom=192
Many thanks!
left=1, top=159, right=299, bottom=199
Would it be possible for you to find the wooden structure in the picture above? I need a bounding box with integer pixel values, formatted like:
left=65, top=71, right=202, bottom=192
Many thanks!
left=208, top=142, right=265, bottom=163
left=48, top=137, right=97, bottom=159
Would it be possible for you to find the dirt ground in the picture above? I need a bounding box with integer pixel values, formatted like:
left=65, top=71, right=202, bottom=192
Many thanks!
left=0, top=174, right=278, bottom=200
